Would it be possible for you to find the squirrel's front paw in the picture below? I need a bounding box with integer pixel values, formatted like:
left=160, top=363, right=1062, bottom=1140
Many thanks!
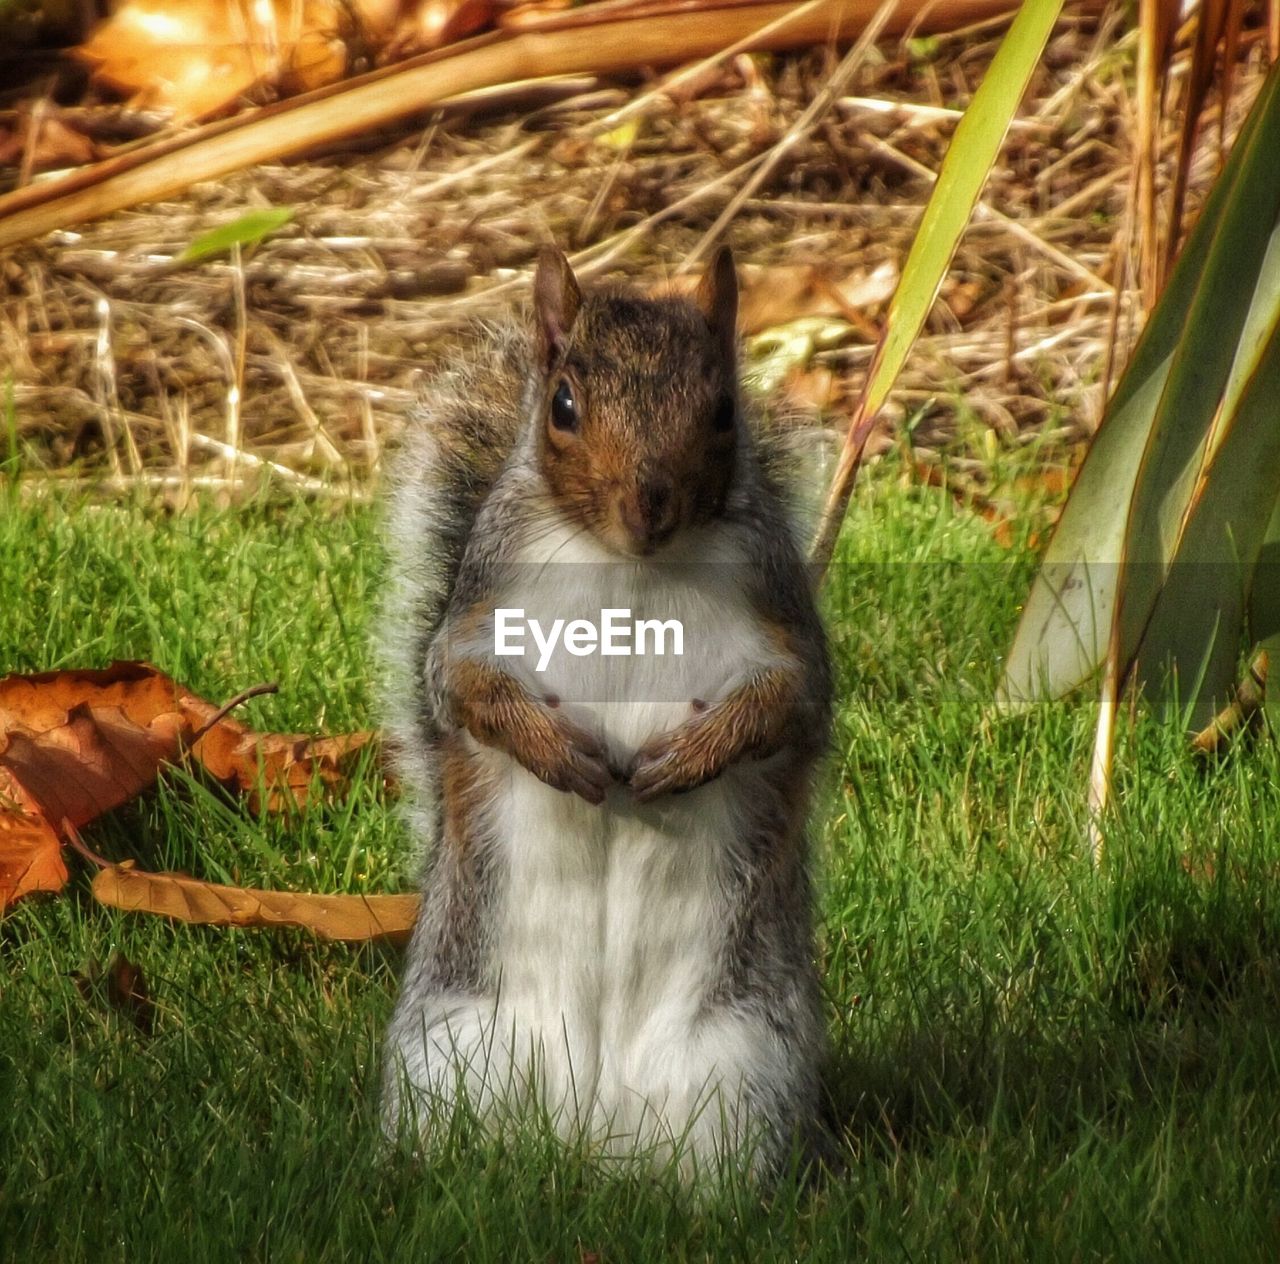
left=523, top=708, right=613, bottom=805
left=627, top=708, right=728, bottom=803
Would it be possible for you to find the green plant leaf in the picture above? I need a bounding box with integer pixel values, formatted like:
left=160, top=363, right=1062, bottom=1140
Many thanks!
left=864, top=0, right=1063, bottom=432
left=1113, top=69, right=1280, bottom=680
left=1135, top=312, right=1280, bottom=729
left=812, top=0, right=1065, bottom=567
left=1132, top=213, right=1280, bottom=728
left=1000, top=63, right=1280, bottom=708
left=2, top=375, right=17, bottom=488
left=177, top=208, right=294, bottom=265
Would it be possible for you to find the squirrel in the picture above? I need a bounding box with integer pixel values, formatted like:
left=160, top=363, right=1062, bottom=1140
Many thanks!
left=379, top=245, right=833, bottom=1178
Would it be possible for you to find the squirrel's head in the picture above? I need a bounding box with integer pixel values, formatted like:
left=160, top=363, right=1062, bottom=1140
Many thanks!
left=529, top=246, right=740, bottom=558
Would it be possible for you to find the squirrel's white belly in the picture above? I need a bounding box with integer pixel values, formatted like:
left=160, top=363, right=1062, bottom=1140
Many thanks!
left=471, top=523, right=779, bottom=1153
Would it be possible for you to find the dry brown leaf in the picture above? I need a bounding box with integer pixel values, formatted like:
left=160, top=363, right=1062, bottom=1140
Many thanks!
left=1, top=703, right=185, bottom=827
left=0, top=808, right=68, bottom=911
left=655, top=260, right=898, bottom=337
left=0, top=664, right=208, bottom=847
left=93, top=861, right=419, bottom=944
left=0, top=661, right=373, bottom=814
left=910, top=457, right=1071, bottom=552
left=0, top=114, right=103, bottom=174
left=0, top=661, right=375, bottom=911
left=783, top=364, right=838, bottom=412
left=1011, top=464, right=1077, bottom=500
left=0, top=661, right=191, bottom=909
left=941, top=276, right=995, bottom=325
left=73, top=951, right=157, bottom=1033
left=192, top=726, right=378, bottom=813
left=105, top=952, right=156, bottom=1034
left=393, top=0, right=502, bottom=52
left=75, top=0, right=402, bottom=123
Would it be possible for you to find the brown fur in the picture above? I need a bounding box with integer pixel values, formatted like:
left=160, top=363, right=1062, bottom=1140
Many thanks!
left=628, top=621, right=807, bottom=801
left=531, top=249, right=739, bottom=557
left=445, top=655, right=612, bottom=803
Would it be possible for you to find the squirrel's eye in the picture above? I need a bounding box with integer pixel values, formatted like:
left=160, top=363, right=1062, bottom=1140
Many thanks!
left=712, top=394, right=736, bottom=434
left=550, top=380, right=579, bottom=433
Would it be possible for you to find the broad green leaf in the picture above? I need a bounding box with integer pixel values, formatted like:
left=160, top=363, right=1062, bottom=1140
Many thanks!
left=1207, top=178, right=1280, bottom=462
left=1136, top=310, right=1280, bottom=730
left=1249, top=498, right=1280, bottom=646
left=1114, top=68, right=1280, bottom=677
left=1134, top=209, right=1280, bottom=726
left=1000, top=64, right=1280, bottom=707
left=1254, top=493, right=1280, bottom=726
left=177, top=207, right=294, bottom=265
left=1248, top=498, right=1280, bottom=725
left=857, top=0, right=1063, bottom=430
left=999, top=359, right=1172, bottom=706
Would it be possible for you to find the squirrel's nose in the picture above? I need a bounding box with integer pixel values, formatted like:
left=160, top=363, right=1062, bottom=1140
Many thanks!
left=620, top=475, right=679, bottom=552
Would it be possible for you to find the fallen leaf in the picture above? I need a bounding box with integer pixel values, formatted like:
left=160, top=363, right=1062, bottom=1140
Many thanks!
left=1012, top=464, right=1078, bottom=499
left=74, top=0, right=400, bottom=122
left=745, top=316, right=858, bottom=395
left=0, top=662, right=190, bottom=909
left=654, top=260, right=897, bottom=337
left=106, top=952, right=156, bottom=1034
left=782, top=363, right=838, bottom=412
left=1, top=703, right=185, bottom=828
left=71, top=951, right=157, bottom=1034
left=0, top=661, right=187, bottom=740
left=909, top=458, right=1065, bottom=551
left=0, top=114, right=103, bottom=174
left=0, top=662, right=374, bottom=813
left=93, top=862, right=419, bottom=944
left=941, top=275, right=994, bottom=323
left=0, top=661, right=376, bottom=911
left=395, top=0, right=501, bottom=52
left=0, top=808, right=68, bottom=911
left=192, top=727, right=379, bottom=812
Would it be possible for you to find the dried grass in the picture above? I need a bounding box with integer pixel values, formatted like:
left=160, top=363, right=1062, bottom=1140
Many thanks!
left=0, top=4, right=1269, bottom=500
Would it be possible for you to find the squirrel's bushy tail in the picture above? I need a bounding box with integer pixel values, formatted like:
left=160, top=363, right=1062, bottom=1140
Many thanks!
left=378, top=324, right=529, bottom=820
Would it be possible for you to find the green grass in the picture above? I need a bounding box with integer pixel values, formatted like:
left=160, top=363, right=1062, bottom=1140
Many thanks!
left=3, top=480, right=1280, bottom=1261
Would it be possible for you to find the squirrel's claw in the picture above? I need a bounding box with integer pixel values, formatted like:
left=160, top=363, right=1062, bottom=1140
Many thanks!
left=559, top=752, right=612, bottom=805
left=627, top=753, right=679, bottom=802
left=627, top=731, right=721, bottom=803
left=541, top=715, right=613, bottom=805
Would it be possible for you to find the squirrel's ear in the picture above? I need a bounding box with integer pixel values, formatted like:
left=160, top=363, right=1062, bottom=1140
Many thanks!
left=533, top=246, right=581, bottom=370
left=695, top=245, right=738, bottom=365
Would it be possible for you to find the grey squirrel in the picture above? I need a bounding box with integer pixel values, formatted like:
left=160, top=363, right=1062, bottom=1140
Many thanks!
left=379, top=245, right=833, bottom=1177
